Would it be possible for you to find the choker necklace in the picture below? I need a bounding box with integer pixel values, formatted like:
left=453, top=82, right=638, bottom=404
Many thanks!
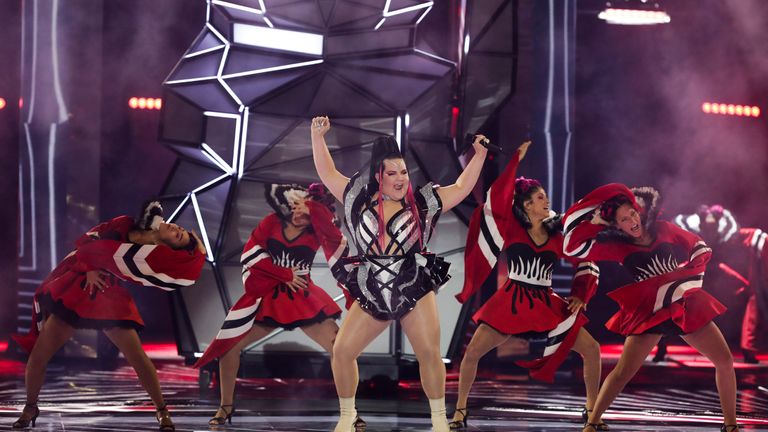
left=381, top=193, right=395, bottom=201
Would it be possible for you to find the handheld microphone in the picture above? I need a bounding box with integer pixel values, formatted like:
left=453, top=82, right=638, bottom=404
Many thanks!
left=462, top=133, right=507, bottom=155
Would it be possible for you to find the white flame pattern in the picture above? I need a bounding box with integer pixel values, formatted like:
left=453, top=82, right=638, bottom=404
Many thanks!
left=634, top=254, right=678, bottom=281
left=273, top=250, right=310, bottom=274
left=508, top=256, right=553, bottom=287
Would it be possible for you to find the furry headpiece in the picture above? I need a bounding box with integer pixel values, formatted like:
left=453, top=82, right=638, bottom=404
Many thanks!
left=139, top=200, right=164, bottom=231
left=265, top=184, right=309, bottom=220
left=265, top=183, right=337, bottom=220
left=673, top=204, right=739, bottom=244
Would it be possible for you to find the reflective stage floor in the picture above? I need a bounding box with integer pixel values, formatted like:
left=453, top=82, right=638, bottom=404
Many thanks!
left=1, top=347, right=767, bottom=431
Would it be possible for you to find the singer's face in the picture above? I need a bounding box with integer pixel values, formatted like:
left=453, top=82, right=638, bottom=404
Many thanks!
left=376, top=158, right=409, bottom=201
left=524, top=187, right=550, bottom=222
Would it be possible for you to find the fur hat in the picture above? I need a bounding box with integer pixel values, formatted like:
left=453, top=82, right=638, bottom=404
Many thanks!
left=264, top=183, right=309, bottom=220
left=139, top=200, right=164, bottom=231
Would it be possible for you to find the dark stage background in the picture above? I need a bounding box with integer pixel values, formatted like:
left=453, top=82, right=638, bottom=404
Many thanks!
left=2, top=0, right=767, bottom=358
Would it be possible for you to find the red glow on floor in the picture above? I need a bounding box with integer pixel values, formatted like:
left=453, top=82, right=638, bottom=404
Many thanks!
left=0, top=341, right=7, bottom=353
left=0, top=360, right=25, bottom=376
left=140, top=343, right=179, bottom=359
left=600, top=344, right=767, bottom=367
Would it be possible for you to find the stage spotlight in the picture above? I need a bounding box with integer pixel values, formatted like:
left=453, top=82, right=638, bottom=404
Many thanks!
left=702, top=101, right=761, bottom=118
left=129, top=97, right=163, bottom=110
left=598, top=1, right=670, bottom=25
left=0, top=97, right=6, bottom=110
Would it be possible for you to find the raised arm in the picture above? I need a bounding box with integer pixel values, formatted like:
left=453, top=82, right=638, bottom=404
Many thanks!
left=311, top=116, right=349, bottom=203
left=436, top=134, right=490, bottom=212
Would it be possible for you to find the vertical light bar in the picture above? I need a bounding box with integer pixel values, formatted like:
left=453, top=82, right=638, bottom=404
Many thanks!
left=544, top=0, right=555, bottom=198
left=190, top=193, right=214, bottom=262
left=561, top=0, right=572, bottom=213
left=395, top=115, right=403, bottom=149
left=47, top=123, right=58, bottom=268
left=237, top=108, right=249, bottom=179
left=51, top=0, right=68, bottom=122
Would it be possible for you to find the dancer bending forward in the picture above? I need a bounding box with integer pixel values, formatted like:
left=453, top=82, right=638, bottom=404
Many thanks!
left=12, top=201, right=205, bottom=431
left=563, top=184, right=739, bottom=432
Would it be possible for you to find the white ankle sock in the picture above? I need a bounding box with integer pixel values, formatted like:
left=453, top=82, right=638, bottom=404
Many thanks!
left=429, top=397, right=449, bottom=432
left=334, top=397, right=357, bottom=432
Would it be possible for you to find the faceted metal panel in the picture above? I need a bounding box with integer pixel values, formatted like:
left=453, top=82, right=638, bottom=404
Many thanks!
left=159, top=0, right=508, bottom=360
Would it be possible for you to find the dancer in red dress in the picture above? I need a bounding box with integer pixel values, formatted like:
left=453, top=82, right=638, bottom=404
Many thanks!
left=563, top=184, right=739, bottom=432
left=195, top=183, right=350, bottom=426
left=12, top=201, right=206, bottom=431
left=450, top=141, right=603, bottom=430
left=674, top=205, right=767, bottom=364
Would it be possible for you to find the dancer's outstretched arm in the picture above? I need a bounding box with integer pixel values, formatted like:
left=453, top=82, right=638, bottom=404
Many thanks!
left=311, top=116, right=349, bottom=202
left=436, top=135, right=489, bottom=212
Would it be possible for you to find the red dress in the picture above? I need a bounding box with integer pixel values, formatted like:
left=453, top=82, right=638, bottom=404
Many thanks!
left=195, top=201, right=348, bottom=368
left=563, top=184, right=726, bottom=336
left=457, top=151, right=599, bottom=382
left=251, top=214, right=342, bottom=329
left=14, top=216, right=205, bottom=352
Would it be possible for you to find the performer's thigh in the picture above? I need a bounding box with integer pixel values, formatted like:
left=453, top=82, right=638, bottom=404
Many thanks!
left=463, top=323, right=511, bottom=360
left=102, top=327, right=150, bottom=363
left=400, top=292, right=442, bottom=359
left=613, top=334, right=661, bottom=377
left=301, top=318, right=339, bottom=353
left=30, top=315, right=76, bottom=361
left=681, top=321, right=733, bottom=366
left=232, top=323, right=277, bottom=352
left=334, top=302, right=390, bottom=359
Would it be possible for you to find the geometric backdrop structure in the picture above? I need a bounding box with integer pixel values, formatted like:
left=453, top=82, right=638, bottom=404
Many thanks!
left=159, top=0, right=520, bottom=374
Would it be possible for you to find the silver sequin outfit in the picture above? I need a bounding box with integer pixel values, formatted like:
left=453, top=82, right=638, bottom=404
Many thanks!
left=339, top=172, right=450, bottom=320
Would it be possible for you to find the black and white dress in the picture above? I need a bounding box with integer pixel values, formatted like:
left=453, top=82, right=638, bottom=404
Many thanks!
left=339, top=172, right=451, bottom=320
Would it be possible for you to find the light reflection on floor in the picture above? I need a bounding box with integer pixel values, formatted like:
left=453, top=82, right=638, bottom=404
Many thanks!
left=0, top=350, right=766, bottom=431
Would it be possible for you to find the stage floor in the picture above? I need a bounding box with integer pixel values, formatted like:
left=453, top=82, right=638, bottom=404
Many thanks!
left=1, top=351, right=767, bottom=431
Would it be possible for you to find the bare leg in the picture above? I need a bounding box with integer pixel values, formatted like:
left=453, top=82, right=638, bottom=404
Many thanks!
left=400, top=292, right=450, bottom=431
left=301, top=318, right=339, bottom=354
left=585, top=333, right=661, bottom=428
left=332, top=302, right=390, bottom=397
left=681, top=322, right=738, bottom=427
left=571, top=328, right=602, bottom=412
left=452, top=323, right=510, bottom=422
left=213, top=323, right=275, bottom=420
left=332, top=302, right=390, bottom=431
left=23, top=315, right=75, bottom=413
left=103, top=327, right=166, bottom=408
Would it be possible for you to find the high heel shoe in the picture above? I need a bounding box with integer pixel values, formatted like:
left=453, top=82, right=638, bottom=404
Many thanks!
left=12, top=403, right=39, bottom=429
left=208, top=405, right=235, bottom=425
left=353, top=416, right=367, bottom=430
left=448, top=407, right=468, bottom=430
left=155, top=404, right=175, bottom=431
left=581, top=407, right=609, bottom=431
left=721, top=425, right=740, bottom=432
